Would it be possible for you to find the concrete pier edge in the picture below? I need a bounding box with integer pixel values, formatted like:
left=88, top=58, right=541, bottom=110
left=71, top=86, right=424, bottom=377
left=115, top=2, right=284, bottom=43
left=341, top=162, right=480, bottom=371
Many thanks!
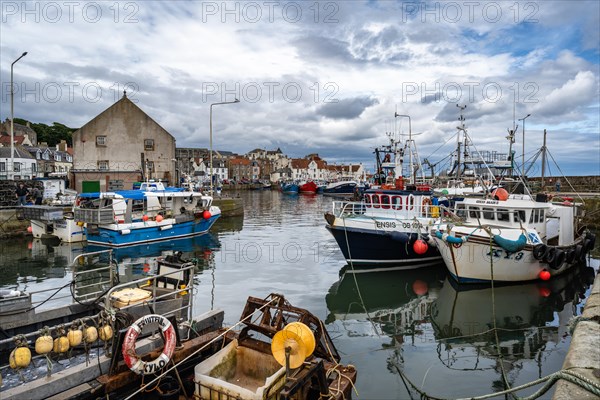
left=553, top=272, right=600, bottom=400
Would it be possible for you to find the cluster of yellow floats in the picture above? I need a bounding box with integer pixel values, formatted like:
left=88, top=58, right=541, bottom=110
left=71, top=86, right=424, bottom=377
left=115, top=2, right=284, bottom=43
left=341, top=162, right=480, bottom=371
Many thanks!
left=7, top=314, right=114, bottom=375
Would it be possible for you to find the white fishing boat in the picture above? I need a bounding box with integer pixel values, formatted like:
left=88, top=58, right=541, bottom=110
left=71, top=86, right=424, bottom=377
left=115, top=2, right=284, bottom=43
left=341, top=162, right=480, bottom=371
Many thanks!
left=431, top=190, right=595, bottom=283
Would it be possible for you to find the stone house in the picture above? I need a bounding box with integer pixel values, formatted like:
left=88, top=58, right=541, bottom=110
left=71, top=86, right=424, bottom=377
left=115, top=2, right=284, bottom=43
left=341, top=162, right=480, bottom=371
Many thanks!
left=229, top=157, right=259, bottom=181
left=71, top=93, right=176, bottom=192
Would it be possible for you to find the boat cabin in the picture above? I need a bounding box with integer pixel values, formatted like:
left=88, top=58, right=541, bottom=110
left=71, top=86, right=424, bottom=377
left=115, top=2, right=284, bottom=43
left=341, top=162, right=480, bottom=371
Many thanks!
left=453, top=196, right=577, bottom=245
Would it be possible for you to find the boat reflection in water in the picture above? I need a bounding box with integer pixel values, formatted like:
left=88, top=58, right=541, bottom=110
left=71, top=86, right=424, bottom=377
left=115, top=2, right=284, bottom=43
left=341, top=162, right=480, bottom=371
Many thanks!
left=428, top=261, right=595, bottom=396
left=326, top=260, right=596, bottom=399
left=326, top=264, right=446, bottom=337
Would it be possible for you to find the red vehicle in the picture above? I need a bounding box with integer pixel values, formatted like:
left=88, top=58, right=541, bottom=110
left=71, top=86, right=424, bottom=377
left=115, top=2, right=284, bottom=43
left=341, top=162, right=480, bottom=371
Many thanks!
left=299, top=181, right=318, bottom=194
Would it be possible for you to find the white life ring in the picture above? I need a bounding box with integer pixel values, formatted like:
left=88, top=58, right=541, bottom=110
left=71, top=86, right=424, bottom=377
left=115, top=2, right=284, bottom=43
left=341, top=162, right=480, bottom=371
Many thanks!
left=122, top=314, right=176, bottom=375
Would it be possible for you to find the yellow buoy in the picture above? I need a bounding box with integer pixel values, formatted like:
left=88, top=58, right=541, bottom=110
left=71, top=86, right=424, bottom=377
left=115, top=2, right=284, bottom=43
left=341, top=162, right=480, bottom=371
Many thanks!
left=53, top=336, right=70, bottom=353
left=84, top=325, right=98, bottom=343
left=271, top=329, right=307, bottom=369
left=283, top=322, right=316, bottom=358
left=35, top=327, right=53, bottom=355
left=99, top=324, right=113, bottom=342
left=9, top=347, right=31, bottom=369
left=68, top=326, right=83, bottom=347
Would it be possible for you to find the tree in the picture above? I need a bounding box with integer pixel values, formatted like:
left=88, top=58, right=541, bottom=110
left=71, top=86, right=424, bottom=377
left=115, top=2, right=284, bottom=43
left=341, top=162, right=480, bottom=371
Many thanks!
left=14, top=118, right=76, bottom=147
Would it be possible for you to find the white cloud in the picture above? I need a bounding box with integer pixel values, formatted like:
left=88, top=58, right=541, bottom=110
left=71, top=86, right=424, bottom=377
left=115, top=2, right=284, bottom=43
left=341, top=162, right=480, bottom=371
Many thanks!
left=0, top=0, right=598, bottom=175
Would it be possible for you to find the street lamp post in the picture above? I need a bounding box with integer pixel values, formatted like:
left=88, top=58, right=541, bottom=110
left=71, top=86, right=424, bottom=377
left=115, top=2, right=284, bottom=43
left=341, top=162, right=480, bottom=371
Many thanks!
left=209, top=99, right=239, bottom=194
left=518, top=113, right=531, bottom=175
left=10, top=52, right=27, bottom=180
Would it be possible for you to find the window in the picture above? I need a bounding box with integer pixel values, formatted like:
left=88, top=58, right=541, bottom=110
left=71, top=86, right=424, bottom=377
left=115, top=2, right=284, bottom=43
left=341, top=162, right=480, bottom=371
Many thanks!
left=482, top=208, right=495, bottom=220
left=0, top=162, right=5, bottom=172
left=381, top=195, right=391, bottom=209
left=146, top=161, right=154, bottom=172
left=96, top=136, right=107, bottom=146
left=497, top=209, right=509, bottom=221
left=14, top=163, right=21, bottom=172
left=392, top=196, right=403, bottom=210
left=55, top=154, right=62, bottom=161
left=469, top=206, right=481, bottom=219
left=32, top=164, right=37, bottom=172
left=144, top=139, right=155, bottom=151
left=98, top=160, right=109, bottom=170
left=514, top=210, right=526, bottom=222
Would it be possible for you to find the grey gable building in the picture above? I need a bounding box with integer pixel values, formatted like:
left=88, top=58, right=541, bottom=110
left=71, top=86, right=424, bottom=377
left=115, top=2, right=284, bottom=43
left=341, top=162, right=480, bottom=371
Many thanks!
left=71, top=92, right=176, bottom=192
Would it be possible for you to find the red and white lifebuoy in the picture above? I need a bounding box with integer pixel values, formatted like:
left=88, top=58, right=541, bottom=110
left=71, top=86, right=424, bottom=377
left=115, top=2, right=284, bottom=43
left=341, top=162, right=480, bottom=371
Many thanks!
left=122, top=314, right=176, bottom=375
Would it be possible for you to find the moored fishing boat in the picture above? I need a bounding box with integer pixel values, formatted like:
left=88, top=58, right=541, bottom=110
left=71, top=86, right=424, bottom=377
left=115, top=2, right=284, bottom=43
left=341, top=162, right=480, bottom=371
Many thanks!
left=431, top=190, right=595, bottom=283
left=279, top=181, right=299, bottom=194
left=299, top=180, right=318, bottom=194
left=321, top=179, right=358, bottom=197
left=73, top=181, right=220, bottom=247
left=325, top=113, right=442, bottom=268
left=1, top=288, right=357, bottom=399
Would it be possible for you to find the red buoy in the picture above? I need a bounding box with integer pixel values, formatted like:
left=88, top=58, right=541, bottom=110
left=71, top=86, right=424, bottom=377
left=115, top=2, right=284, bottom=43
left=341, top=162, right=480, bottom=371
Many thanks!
left=27, top=226, right=33, bottom=233
left=155, top=215, right=164, bottom=222
left=142, top=215, right=149, bottom=222
left=202, top=210, right=211, bottom=220
left=412, top=280, right=428, bottom=296
left=539, top=270, right=551, bottom=281
left=413, top=239, right=428, bottom=255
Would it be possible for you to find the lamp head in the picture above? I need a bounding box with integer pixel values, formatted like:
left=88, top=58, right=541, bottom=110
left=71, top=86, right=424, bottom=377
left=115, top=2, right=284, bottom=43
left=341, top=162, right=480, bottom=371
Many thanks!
left=22, top=52, right=28, bottom=56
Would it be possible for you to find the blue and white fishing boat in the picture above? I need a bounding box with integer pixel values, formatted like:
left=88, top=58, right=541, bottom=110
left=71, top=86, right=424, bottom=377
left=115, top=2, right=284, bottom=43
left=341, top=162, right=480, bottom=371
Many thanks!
left=73, top=182, right=220, bottom=247
left=321, top=179, right=359, bottom=197
left=279, top=181, right=299, bottom=194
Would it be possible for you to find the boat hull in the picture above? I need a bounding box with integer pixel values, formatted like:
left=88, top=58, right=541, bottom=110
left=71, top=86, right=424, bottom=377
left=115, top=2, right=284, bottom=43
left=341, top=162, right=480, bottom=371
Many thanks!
left=280, top=183, right=299, bottom=193
left=432, top=231, right=585, bottom=283
left=325, top=224, right=441, bottom=268
left=299, top=181, right=318, bottom=193
left=86, top=214, right=220, bottom=247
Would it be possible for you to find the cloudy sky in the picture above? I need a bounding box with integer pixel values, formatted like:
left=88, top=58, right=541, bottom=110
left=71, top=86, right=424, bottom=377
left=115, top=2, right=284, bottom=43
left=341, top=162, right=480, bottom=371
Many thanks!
left=1, top=1, right=598, bottom=176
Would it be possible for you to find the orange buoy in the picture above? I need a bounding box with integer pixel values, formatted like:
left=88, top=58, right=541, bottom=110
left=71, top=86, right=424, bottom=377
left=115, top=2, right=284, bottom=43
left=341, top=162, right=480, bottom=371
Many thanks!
left=492, top=187, right=509, bottom=201
left=413, top=239, right=428, bottom=255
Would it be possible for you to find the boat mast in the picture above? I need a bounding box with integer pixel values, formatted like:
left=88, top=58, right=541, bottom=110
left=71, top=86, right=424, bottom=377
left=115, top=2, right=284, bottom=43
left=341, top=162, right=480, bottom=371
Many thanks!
left=541, top=129, right=547, bottom=190
left=395, top=112, right=412, bottom=184
left=455, top=104, right=467, bottom=181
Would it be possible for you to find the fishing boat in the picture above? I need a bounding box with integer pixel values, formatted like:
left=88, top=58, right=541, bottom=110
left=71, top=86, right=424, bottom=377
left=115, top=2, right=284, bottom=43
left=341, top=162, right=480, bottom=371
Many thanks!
left=72, top=181, right=220, bottom=247
left=279, top=181, right=299, bottom=194
left=22, top=205, right=86, bottom=243
left=321, top=179, right=358, bottom=197
left=324, top=113, right=442, bottom=269
left=299, top=180, right=318, bottom=194
left=431, top=189, right=594, bottom=283
left=1, top=287, right=357, bottom=399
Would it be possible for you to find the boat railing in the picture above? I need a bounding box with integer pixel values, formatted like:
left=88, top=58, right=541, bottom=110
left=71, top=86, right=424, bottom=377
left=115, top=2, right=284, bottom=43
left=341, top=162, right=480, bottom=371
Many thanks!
left=333, top=201, right=366, bottom=217
left=0, top=250, right=116, bottom=347
left=333, top=200, right=443, bottom=220
left=73, top=204, right=114, bottom=224
left=103, top=261, right=196, bottom=322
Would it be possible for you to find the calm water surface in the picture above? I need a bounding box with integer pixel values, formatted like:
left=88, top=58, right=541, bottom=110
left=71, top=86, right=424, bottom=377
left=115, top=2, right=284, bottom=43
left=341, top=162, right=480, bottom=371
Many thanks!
left=0, top=190, right=597, bottom=399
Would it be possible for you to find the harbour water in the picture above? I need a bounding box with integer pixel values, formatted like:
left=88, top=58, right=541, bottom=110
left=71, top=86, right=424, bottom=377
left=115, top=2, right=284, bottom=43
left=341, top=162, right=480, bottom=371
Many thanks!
left=0, top=190, right=597, bottom=399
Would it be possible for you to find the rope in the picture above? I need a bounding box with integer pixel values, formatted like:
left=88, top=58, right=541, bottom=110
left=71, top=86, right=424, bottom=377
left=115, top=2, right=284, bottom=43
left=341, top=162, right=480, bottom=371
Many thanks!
left=122, top=295, right=281, bottom=400
left=392, top=361, right=600, bottom=400
left=341, top=216, right=381, bottom=338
